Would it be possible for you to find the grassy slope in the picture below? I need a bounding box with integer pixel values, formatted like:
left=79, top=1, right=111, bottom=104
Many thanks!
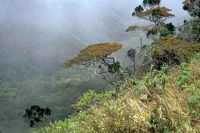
left=32, top=53, right=200, bottom=133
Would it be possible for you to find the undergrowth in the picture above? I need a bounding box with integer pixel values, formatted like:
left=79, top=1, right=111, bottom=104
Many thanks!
left=33, top=53, right=200, bottom=133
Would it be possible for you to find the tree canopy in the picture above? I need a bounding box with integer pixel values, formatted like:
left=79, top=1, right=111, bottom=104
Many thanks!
left=132, top=0, right=174, bottom=26
left=136, top=7, right=174, bottom=18
left=62, top=43, right=123, bottom=68
left=179, top=0, right=200, bottom=43
left=23, top=105, right=51, bottom=127
left=143, top=0, right=161, bottom=7
left=62, top=43, right=123, bottom=86
left=183, top=0, right=200, bottom=17
left=129, top=0, right=175, bottom=42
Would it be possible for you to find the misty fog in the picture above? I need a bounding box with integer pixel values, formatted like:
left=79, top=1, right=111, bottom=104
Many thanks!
left=0, top=0, right=191, bottom=132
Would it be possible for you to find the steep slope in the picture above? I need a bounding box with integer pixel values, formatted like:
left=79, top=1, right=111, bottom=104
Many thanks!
left=33, top=53, right=200, bottom=132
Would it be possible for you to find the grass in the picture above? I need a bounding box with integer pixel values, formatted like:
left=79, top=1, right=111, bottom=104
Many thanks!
left=32, top=53, right=200, bottom=133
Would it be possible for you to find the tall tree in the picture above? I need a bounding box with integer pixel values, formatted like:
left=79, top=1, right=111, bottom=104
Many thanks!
left=177, top=0, right=200, bottom=43
left=62, top=43, right=124, bottom=86
left=126, top=0, right=176, bottom=71
left=183, top=0, right=200, bottom=17
left=130, top=0, right=174, bottom=40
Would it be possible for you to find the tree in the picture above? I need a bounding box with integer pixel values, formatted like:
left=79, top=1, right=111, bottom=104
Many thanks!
left=23, top=105, right=52, bottom=127
left=149, top=35, right=191, bottom=69
left=160, top=22, right=175, bottom=37
left=127, top=48, right=137, bottom=70
left=62, top=43, right=124, bottom=86
left=177, top=0, right=200, bottom=43
left=182, top=0, right=200, bottom=17
left=126, top=0, right=176, bottom=71
left=130, top=0, right=174, bottom=40
left=148, top=0, right=200, bottom=68
left=143, top=0, right=161, bottom=7
left=133, top=7, right=174, bottom=26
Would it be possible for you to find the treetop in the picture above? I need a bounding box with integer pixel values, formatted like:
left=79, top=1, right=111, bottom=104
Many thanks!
left=62, top=43, right=123, bottom=67
left=155, top=34, right=191, bottom=57
left=143, top=0, right=161, bottom=7
left=126, top=25, right=165, bottom=32
left=126, top=25, right=140, bottom=32
left=136, top=7, right=174, bottom=18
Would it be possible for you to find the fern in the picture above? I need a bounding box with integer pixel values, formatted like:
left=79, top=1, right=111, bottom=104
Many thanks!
left=177, top=67, right=192, bottom=86
left=182, top=84, right=200, bottom=104
left=188, top=95, right=198, bottom=104
left=183, top=84, right=195, bottom=92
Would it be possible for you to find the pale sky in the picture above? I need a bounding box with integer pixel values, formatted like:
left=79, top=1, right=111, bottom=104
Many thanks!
left=0, top=0, right=191, bottom=50
left=0, top=0, right=191, bottom=28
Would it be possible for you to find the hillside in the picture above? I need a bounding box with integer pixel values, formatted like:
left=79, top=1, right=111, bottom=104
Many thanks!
left=32, top=52, right=200, bottom=132
left=0, top=5, right=135, bottom=133
left=0, top=0, right=198, bottom=133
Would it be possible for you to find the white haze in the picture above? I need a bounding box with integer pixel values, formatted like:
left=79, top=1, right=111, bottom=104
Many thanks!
left=0, top=0, right=191, bottom=133
left=0, top=0, right=191, bottom=63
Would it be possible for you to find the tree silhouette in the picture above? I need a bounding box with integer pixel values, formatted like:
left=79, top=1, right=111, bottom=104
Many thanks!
left=127, top=48, right=137, bottom=70
left=23, top=105, right=52, bottom=127
left=143, top=0, right=161, bottom=7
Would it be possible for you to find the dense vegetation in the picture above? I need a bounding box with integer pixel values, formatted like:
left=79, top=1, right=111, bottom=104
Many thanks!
left=0, top=50, right=109, bottom=133
left=31, top=0, right=200, bottom=132
left=0, top=1, right=136, bottom=132
left=0, top=0, right=199, bottom=133
left=34, top=52, right=200, bottom=132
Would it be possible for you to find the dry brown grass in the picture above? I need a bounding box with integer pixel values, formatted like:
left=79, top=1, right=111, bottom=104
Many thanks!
left=71, top=55, right=200, bottom=132
left=35, top=54, right=200, bottom=133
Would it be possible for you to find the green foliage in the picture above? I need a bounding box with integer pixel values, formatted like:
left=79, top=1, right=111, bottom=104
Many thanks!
left=108, top=61, right=121, bottom=73
left=160, top=22, right=175, bottom=37
left=72, top=89, right=114, bottom=112
left=177, top=18, right=200, bottom=43
left=183, top=84, right=195, bottom=92
left=128, top=0, right=176, bottom=74
left=148, top=113, right=169, bottom=133
left=3, top=0, right=200, bottom=132
left=147, top=43, right=159, bottom=53
left=117, top=75, right=141, bottom=90
left=133, top=5, right=144, bottom=15
left=177, top=67, right=192, bottom=86
left=143, top=0, right=161, bottom=7
left=174, top=54, right=200, bottom=119
left=142, top=66, right=167, bottom=92
left=0, top=64, right=108, bottom=132
left=192, top=52, right=200, bottom=60
left=184, top=19, right=187, bottom=24
left=182, top=83, right=200, bottom=116
left=188, top=95, right=198, bottom=104
left=182, top=0, right=200, bottom=18
left=32, top=119, right=71, bottom=133
left=35, top=53, right=200, bottom=133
